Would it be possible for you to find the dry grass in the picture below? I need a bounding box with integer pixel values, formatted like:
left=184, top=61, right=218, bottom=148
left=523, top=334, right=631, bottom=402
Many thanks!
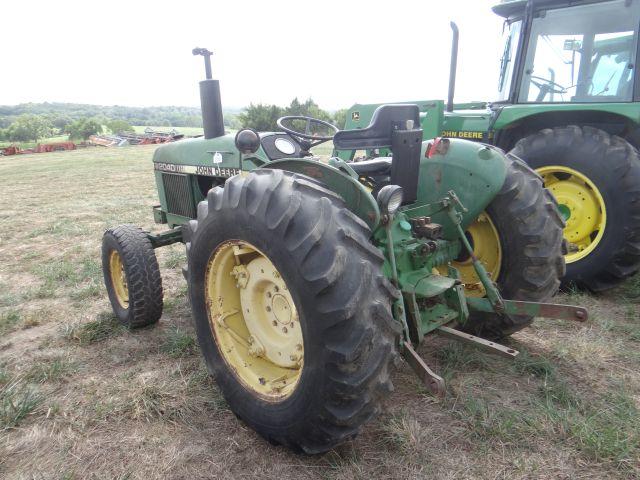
left=0, top=145, right=639, bottom=479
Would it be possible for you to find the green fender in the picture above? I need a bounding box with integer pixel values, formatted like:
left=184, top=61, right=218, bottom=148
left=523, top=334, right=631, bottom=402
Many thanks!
left=403, top=139, right=508, bottom=239
left=264, top=158, right=381, bottom=230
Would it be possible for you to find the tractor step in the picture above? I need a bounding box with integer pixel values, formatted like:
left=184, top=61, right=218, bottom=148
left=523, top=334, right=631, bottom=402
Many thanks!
left=402, top=340, right=446, bottom=398
left=436, top=326, right=519, bottom=359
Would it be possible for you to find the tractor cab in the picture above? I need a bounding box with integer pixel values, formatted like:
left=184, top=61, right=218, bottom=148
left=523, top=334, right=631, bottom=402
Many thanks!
left=494, top=0, right=640, bottom=104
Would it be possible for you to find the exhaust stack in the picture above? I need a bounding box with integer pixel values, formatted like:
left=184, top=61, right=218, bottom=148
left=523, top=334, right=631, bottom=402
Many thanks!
left=447, top=22, right=459, bottom=113
left=193, top=48, right=225, bottom=139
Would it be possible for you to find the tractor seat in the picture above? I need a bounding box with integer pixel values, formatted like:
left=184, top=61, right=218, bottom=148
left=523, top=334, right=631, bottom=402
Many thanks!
left=333, top=104, right=421, bottom=150
left=349, top=157, right=392, bottom=176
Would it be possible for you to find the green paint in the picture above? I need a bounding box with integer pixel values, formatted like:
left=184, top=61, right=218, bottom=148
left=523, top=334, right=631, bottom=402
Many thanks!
left=405, top=140, right=507, bottom=238
left=558, top=204, right=571, bottom=221
left=266, top=158, right=380, bottom=230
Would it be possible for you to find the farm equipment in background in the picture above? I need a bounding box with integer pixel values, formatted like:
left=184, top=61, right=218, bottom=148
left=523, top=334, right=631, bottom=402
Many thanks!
left=1, top=141, right=76, bottom=156
left=340, top=0, right=640, bottom=292
left=90, top=128, right=185, bottom=147
left=101, top=48, right=587, bottom=454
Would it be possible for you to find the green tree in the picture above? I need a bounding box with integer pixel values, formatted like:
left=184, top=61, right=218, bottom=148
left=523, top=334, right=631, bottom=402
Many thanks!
left=52, top=115, right=72, bottom=132
left=68, top=118, right=103, bottom=140
left=239, top=103, right=284, bottom=131
left=224, top=113, right=242, bottom=130
left=107, top=119, right=134, bottom=134
left=285, top=98, right=333, bottom=123
left=184, top=115, right=203, bottom=128
left=333, top=109, right=347, bottom=129
left=6, top=114, right=53, bottom=142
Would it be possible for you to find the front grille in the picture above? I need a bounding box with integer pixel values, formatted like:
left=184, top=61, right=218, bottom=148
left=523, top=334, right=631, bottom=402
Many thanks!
left=162, top=173, right=196, bottom=218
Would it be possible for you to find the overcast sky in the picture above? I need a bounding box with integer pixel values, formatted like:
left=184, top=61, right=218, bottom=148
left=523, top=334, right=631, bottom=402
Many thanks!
left=0, top=0, right=505, bottom=111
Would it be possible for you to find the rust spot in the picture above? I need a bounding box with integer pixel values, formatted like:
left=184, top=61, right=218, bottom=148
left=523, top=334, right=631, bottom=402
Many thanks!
left=434, top=168, right=443, bottom=188
left=302, top=166, right=324, bottom=179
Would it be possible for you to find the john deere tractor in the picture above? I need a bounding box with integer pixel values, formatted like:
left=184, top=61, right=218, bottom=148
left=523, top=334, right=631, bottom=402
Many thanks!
left=102, top=49, right=586, bottom=453
left=342, top=0, right=640, bottom=292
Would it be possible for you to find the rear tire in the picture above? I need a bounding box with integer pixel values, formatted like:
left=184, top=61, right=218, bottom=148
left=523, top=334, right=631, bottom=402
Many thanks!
left=511, top=126, right=640, bottom=292
left=460, top=154, right=565, bottom=339
left=102, top=224, right=163, bottom=328
left=185, top=169, right=399, bottom=454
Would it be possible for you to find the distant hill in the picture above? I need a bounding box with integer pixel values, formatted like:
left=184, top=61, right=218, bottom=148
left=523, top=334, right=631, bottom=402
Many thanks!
left=0, top=102, right=242, bottom=129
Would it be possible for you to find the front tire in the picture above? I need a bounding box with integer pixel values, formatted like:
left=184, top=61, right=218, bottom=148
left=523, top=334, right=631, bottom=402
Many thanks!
left=185, top=169, right=399, bottom=454
left=511, top=126, right=640, bottom=291
left=102, top=224, right=163, bottom=328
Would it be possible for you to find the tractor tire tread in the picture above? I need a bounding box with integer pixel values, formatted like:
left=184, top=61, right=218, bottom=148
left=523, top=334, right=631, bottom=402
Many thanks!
left=461, top=152, right=565, bottom=338
left=185, top=168, right=399, bottom=454
left=511, top=125, right=640, bottom=291
left=102, top=224, right=163, bottom=328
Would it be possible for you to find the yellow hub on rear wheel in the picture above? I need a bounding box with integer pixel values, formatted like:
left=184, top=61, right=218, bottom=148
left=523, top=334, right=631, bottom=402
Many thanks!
left=537, top=166, right=606, bottom=263
left=205, top=241, right=303, bottom=401
left=109, top=250, right=129, bottom=308
left=440, top=212, right=502, bottom=297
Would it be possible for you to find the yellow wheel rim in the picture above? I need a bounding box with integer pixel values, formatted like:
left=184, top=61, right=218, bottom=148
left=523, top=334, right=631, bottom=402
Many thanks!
left=537, top=166, right=606, bottom=263
left=205, top=240, right=303, bottom=401
left=109, top=250, right=129, bottom=308
left=440, top=212, right=502, bottom=297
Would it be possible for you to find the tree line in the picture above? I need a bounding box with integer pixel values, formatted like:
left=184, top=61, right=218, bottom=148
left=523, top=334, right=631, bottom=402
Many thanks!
left=0, top=115, right=136, bottom=142
left=239, top=98, right=346, bottom=132
left=0, top=99, right=346, bottom=143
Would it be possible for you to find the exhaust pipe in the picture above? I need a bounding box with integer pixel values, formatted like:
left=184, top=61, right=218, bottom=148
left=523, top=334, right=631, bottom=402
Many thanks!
left=193, top=48, right=225, bottom=139
left=447, top=22, right=459, bottom=113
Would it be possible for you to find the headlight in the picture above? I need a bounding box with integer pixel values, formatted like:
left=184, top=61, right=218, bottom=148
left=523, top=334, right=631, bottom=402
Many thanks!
left=377, top=185, right=403, bottom=216
left=234, top=129, right=261, bottom=154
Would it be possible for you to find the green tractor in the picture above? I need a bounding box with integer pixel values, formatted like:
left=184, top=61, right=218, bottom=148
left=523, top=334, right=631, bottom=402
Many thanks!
left=341, top=0, right=640, bottom=292
left=102, top=49, right=586, bottom=453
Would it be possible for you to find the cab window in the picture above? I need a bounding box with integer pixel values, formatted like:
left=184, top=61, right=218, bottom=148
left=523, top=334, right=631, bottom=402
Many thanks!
left=518, top=0, right=640, bottom=103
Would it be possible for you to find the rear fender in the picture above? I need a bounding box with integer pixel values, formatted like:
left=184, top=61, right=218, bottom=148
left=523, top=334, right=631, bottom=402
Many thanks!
left=404, top=139, right=508, bottom=239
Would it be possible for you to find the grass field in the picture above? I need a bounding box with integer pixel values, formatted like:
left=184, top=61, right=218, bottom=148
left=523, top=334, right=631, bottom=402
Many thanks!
left=0, top=145, right=639, bottom=479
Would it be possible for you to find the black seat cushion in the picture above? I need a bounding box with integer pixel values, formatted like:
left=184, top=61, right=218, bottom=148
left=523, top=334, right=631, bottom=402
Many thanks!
left=349, top=157, right=392, bottom=176
left=333, top=104, right=420, bottom=150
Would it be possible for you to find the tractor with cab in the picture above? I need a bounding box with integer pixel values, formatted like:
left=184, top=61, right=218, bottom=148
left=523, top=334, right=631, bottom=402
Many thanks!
left=101, top=48, right=586, bottom=453
left=341, top=0, right=640, bottom=292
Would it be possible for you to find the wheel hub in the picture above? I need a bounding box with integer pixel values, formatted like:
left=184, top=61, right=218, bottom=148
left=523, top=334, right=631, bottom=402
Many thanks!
left=538, top=166, right=606, bottom=263
left=442, top=212, right=502, bottom=298
left=205, top=241, right=304, bottom=400
left=238, top=257, right=302, bottom=368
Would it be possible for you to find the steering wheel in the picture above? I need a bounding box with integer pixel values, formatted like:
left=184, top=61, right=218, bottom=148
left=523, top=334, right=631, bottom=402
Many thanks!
left=277, top=116, right=339, bottom=153
left=530, top=75, right=568, bottom=101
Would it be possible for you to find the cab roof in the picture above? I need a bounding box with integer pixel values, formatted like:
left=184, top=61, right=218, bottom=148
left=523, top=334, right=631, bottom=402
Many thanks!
left=492, top=0, right=608, bottom=18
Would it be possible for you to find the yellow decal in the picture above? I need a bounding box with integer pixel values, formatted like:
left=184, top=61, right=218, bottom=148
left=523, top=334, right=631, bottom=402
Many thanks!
left=441, top=130, right=485, bottom=140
